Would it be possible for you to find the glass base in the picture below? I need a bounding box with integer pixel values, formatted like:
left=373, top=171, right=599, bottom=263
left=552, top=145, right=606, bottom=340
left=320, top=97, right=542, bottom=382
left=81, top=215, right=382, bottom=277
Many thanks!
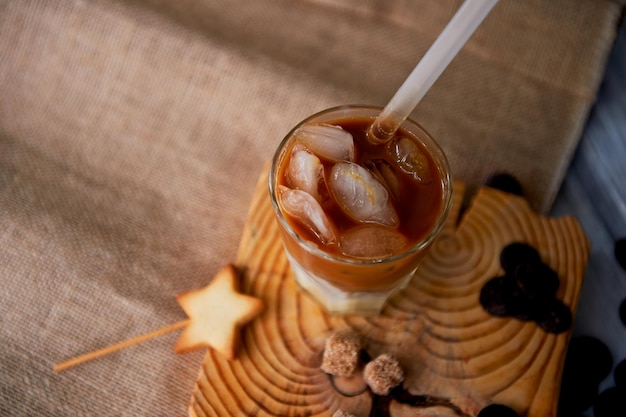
left=286, top=254, right=416, bottom=316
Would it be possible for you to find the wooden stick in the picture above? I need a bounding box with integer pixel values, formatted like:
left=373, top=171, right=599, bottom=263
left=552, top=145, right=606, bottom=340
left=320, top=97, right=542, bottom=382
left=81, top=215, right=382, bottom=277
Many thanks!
left=54, top=319, right=190, bottom=373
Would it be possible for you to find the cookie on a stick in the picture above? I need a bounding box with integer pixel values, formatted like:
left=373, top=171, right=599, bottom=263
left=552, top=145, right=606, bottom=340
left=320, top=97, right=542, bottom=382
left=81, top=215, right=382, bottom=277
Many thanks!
left=174, top=264, right=265, bottom=359
left=54, top=264, right=264, bottom=371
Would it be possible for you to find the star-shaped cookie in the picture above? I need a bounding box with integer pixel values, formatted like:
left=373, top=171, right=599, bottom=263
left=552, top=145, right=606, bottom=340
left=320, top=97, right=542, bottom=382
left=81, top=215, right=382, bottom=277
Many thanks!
left=174, top=264, right=264, bottom=360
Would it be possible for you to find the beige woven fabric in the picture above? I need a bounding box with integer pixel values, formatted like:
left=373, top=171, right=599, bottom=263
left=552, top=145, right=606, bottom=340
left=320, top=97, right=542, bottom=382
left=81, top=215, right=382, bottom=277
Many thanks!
left=0, top=0, right=623, bottom=415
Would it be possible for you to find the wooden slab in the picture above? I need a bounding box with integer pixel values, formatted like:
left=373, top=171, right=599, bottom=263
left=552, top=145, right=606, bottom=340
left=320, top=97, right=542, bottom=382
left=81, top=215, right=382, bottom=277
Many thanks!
left=188, top=166, right=590, bottom=417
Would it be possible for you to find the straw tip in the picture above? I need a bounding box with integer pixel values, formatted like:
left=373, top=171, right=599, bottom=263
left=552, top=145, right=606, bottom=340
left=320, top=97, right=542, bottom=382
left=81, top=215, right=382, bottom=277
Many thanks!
left=367, top=119, right=396, bottom=144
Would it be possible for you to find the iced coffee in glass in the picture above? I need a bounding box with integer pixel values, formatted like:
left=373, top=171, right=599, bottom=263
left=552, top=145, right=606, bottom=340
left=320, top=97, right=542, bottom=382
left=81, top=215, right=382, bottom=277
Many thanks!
left=269, top=105, right=452, bottom=315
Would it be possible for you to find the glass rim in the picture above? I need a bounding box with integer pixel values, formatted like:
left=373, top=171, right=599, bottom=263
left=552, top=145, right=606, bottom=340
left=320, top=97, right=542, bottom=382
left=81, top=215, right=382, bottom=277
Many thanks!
left=268, top=104, right=453, bottom=266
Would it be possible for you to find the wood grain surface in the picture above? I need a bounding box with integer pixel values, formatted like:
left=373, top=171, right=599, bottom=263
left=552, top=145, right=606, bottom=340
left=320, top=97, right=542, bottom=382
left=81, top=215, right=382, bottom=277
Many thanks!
left=188, top=166, right=590, bottom=417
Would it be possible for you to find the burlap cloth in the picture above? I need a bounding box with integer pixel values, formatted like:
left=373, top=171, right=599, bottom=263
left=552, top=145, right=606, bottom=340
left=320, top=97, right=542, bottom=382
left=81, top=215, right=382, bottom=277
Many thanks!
left=0, top=0, right=624, bottom=415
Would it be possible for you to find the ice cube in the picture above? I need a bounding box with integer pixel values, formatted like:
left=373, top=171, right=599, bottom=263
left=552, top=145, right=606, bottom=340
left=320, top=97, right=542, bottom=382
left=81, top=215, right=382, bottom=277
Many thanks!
left=329, top=162, right=399, bottom=227
left=294, top=124, right=355, bottom=162
left=363, top=159, right=401, bottom=200
left=278, top=185, right=336, bottom=244
left=388, top=136, right=432, bottom=183
left=339, top=225, right=408, bottom=259
left=287, top=144, right=324, bottom=202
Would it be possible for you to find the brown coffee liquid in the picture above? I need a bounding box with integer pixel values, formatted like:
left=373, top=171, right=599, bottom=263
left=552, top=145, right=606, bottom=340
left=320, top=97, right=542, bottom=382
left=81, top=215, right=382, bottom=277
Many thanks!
left=279, top=116, right=444, bottom=257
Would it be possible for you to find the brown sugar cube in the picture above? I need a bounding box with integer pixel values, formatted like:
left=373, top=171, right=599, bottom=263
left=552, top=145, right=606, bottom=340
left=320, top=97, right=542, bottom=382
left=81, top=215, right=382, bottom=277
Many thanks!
left=363, top=353, right=404, bottom=395
left=320, top=331, right=361, bottom=377
left=332, top=410, right=356, bottom=417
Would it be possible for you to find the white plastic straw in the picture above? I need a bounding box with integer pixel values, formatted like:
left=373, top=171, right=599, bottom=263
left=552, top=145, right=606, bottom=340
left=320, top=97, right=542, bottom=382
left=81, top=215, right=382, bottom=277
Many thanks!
left=370, top=0, right=499, bottom=142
